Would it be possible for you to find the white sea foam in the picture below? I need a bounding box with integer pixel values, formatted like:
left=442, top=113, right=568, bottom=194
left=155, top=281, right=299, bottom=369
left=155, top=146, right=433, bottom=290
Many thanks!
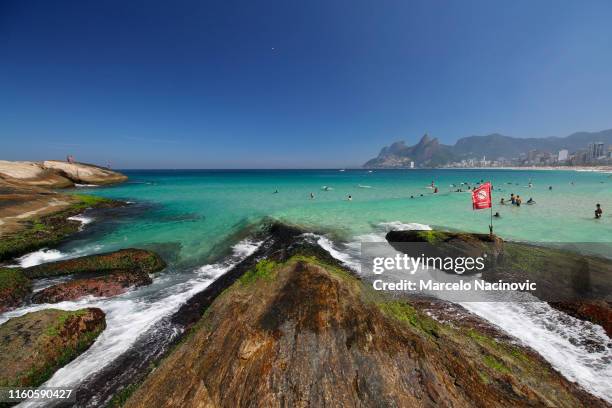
left=16, top=245, right=104, bottom=268
left=67, top=214, right=94, bottom=225
left=315, top=235, right=360, bottom=271
left=308, top=222, right=432, bottom=274
left=67, top=214, right=94, bottom=230
left=2, top=238, right=262, bottom=401
left=16, top=249, right=66, bottom=268
left=378, top=221, right=431, bottom=232
left=460, top=301, right=612, bottom=403
left=315, top=222, right=612, bottom=403
left=230, top=239, right=261, bottom=259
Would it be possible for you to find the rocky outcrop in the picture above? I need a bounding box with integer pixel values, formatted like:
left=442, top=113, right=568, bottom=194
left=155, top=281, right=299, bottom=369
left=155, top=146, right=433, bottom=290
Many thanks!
left=386, top=228, right=612, bottom=334
left=0, top=160, right=127, bottom=188
left=0, top=194, right=122, bottom=262
left=364, top=134, right=455, bottom=168
left=24, top=248, right=166, bottom=279
left=123, top=241, right=605, bottom=407
left=0, top=268, right=31, bottom=313
left=0, top=308, right=105, bottom=387
left=0, top=248, right=163, bottom=312
left=386, top=229, right=504, bottom=268
left=0, top=160, right=75, bottom=188
left=32, top=271, right=152, bottom=304
left=490, top=241, right=611, bottom=303
left=42, top=160, right=127, bottom=185
left=550, top=300, right=612, bottom=338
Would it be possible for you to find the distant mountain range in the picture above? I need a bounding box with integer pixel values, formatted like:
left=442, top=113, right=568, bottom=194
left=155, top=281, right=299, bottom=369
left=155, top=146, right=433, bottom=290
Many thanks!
left=363, top=129, right=612, bottom=168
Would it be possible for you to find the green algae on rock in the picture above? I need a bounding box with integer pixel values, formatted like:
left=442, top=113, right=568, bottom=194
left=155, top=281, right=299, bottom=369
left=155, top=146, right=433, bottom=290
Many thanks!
left=24, top=248, right=166, bottom=279
left=0, top=268, right=31, bottom=313
left=32, top=271, right=153, bottom=304
left=123, top=251, right=605, bottom=408
left=0, top=194, right=122, bottom=262
left=0, top=308, right=106, bottom=388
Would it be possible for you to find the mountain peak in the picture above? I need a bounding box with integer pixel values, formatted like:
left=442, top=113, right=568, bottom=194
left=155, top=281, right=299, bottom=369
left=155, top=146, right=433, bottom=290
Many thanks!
left=364, top=133, right=451, bottom=168
left=419, top=133, right=432, bottom=144
left=364, top=128, right=612, bottom=168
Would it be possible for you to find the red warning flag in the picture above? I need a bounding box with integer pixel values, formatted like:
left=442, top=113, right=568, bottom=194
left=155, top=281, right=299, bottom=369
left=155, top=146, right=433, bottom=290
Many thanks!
left=472, top=182, right=492, bottom=210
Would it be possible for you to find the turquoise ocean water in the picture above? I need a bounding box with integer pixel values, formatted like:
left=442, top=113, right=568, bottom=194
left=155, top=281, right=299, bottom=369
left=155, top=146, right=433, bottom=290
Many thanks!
left=71, top=168, right=611, bottom=266
left=4, top=169, right=611, bottom=403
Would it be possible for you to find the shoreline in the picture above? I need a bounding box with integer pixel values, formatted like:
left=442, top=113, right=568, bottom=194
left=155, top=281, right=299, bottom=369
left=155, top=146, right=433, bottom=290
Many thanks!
left=0, top=160, right=129, bottom=262
left=440, top=165, right=612, bottom=172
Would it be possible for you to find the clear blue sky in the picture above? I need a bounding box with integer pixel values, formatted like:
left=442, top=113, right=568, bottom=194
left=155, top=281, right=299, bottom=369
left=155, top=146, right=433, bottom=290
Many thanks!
left=1, top=0, right=612, bottom=168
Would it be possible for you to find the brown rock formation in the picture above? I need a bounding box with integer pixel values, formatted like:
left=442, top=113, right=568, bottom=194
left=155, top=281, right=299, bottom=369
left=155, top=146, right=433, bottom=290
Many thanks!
left=0, top=160, right=74, bottom=188
left=32, top=271, right=152, bottom=304
left=550, top=300, right=612, bottom=338
left=0, top=268, right=31, bottom=313
left=0, top=308, right=106, bottom=387
left=124, top=255, right=606, bottom=408
left=43, top=160, right=127, bottom=185
left=0, top=160, right=127, bottom=188
left=24, top=248, right=167, bottom=279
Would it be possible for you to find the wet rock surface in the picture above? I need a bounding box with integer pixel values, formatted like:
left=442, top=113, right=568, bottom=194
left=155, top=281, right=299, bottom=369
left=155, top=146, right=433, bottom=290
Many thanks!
left=121, top=224, right=606, bottom=408
left=0, top=308, right=106, bottom=388
left=0, top=268, right=31, bottom=313
left=0, top=194, right=124, bottom=262
left=32, top=271, right=152, bottom=304
left=24, top=248, right=166, bottom=279
left=387, top=229, right=612, bottom=332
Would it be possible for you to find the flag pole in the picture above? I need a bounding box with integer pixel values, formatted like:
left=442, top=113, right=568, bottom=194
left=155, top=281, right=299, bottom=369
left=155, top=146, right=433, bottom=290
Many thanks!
left=489, top=183, right=493, bottom=237
left=489, top=204, right=493, bottom=237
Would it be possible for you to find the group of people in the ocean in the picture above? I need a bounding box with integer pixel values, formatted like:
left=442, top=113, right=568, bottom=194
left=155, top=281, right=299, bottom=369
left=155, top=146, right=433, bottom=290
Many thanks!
left=500, top=193, right=533, bottom=207
left=274, top=178, right=605, bottom=219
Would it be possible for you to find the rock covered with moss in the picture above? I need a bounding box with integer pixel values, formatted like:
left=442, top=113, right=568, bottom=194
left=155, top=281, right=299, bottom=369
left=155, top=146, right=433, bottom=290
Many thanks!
left=386, top=228, right=612, bottom=340
left=0, top=194, right=122, bottom=262
left=123, top=248, right=604, bottom=407
left=0, top=248, right=165, bottom=307
left=0, top=268, right=31, bottom=313
left=32, top=271, right=152, bottom=304
left=0, top=308, right=105, bottom=388
left=24, top=248, right=166, bottom=279
left=386, top=228, right=504, bottom=264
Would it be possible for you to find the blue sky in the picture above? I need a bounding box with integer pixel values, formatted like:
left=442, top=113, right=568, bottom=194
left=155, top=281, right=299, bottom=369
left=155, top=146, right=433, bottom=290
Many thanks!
left=1, top=0, right=612, bottom=168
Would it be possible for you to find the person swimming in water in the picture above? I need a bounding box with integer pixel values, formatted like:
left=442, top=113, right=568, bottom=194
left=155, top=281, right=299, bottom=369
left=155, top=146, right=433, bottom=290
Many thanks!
left=347, top=195, right=352, bottom=201
left=527, top=197, right=535, bottom=204
left=433, top=187, right=438, bottom=193
left=515, top=195, right=522, bottom=206
left=510, top=193, right=515, bottom=204
left=500, top=198, right=505, bottom=205
left=310, top=192, right=315, bottom=199
left=549, top=186, right=552, bottom=190
left=595, top=203, right=603, bottom=219
left=494, top=212, right=500, bottom=218
left=274, top=189, right=278, bottom=194
left=410, top=195, right=414, bottom=199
